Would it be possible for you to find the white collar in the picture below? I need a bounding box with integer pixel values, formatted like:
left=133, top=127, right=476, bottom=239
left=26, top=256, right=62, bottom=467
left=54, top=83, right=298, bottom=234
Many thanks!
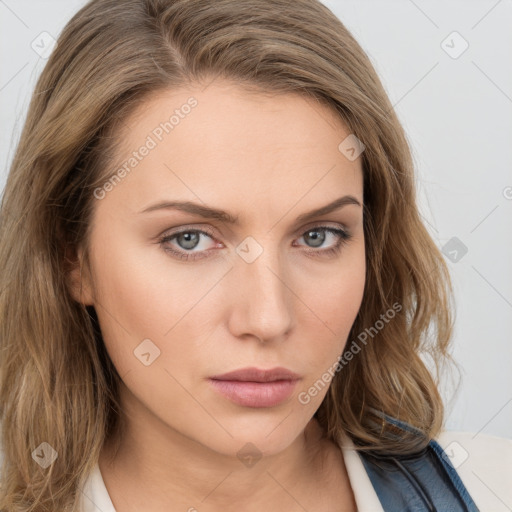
left=80, top=460, right=117, bottom=512
left=337, top=430, right=385, bottom=512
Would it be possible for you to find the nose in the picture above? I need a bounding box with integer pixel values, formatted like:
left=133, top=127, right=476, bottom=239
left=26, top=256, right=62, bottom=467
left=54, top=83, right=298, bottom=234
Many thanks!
left=227, top=242, right=295, bottom=343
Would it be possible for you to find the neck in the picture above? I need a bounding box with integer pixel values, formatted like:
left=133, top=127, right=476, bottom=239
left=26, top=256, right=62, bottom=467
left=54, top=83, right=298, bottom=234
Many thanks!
left=98, top=399, right=336, bottom=511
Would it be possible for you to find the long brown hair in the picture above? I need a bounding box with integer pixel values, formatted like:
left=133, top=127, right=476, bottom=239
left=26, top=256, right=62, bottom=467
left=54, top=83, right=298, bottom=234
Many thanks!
left=0, top=0, right=459, bottom=509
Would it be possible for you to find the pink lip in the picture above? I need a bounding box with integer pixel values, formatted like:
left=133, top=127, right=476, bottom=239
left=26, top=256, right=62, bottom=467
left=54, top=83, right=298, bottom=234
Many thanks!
left=209, top=367, right=301, bottom=408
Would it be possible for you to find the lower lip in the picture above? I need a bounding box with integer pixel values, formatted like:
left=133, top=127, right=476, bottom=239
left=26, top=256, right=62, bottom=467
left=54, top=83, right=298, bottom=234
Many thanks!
left=208, top=379, right=299, bottom=408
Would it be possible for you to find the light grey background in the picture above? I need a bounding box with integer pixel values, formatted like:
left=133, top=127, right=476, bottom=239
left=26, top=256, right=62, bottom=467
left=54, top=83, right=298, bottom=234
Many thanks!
left=1, top=0, right=511, bottom=438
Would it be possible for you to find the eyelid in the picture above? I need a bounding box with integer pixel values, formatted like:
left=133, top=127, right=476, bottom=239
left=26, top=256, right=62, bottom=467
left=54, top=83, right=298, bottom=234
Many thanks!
left=159, top=224, right=218, bottom=240
left=294, top=220, right=350, bottom=237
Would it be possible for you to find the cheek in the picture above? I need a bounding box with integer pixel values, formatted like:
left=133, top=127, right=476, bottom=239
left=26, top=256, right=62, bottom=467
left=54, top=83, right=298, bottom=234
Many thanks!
left=296, top=248, right=366, bottom=373
left=306, top=242, right=365, bottom=326
left=318, top=267, right=364, bottom=325
left=88, top=231, right=230, bottom=378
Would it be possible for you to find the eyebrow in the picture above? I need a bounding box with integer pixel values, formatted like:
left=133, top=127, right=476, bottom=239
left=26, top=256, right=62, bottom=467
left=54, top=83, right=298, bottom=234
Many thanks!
left=139, top=195, right=362, bottom=224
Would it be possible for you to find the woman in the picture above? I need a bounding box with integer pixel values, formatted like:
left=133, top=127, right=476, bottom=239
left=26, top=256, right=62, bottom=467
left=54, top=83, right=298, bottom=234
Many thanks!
left=0, top=0, right=510, bottom=511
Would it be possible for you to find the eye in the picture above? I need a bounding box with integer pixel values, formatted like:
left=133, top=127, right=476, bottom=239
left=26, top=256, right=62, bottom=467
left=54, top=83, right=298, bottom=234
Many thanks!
left=293, top=226, right=352, bottom=257
left=158, top=225, right=352, bottom=261
left=158, top=227, right=219, bottom=261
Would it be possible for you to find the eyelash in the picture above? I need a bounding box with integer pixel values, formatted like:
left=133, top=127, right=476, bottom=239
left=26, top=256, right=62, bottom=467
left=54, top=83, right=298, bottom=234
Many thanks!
left=158, top=225, right=352, bottom=262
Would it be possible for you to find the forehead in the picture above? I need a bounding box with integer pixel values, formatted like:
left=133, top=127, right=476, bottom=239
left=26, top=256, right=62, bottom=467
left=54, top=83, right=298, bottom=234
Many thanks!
left=99, top=79, right=363, bottom=221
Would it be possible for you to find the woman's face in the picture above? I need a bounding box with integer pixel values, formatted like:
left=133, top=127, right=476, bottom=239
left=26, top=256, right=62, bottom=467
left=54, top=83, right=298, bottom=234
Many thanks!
left=72, top=79, right=366, bottom=458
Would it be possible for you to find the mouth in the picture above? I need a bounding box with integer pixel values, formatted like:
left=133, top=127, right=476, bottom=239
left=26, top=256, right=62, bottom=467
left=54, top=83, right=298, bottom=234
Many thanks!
left=208, top=366, right=301, bottom=408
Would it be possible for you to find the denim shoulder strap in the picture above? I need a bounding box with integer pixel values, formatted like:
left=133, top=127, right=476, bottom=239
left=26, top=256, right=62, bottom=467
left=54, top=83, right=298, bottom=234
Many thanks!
left=357, top=411, right=480, bottom=512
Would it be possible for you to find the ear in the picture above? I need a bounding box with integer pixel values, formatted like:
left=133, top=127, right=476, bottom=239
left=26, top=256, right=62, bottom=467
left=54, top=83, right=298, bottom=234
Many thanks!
left=65, top=244, right=95, bottom=306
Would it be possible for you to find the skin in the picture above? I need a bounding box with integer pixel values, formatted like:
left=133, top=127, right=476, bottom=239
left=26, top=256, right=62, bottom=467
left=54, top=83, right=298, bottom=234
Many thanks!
left=69, top=79, right=365, bottom=511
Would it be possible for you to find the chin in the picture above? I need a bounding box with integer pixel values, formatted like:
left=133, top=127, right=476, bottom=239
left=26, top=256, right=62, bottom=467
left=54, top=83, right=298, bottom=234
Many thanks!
left=192, top=408, right=312, bottom=459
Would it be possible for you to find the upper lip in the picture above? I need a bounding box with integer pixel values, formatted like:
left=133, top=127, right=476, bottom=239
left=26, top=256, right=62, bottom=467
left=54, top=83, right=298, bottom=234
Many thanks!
left=210, top=367, right=300, bottom=382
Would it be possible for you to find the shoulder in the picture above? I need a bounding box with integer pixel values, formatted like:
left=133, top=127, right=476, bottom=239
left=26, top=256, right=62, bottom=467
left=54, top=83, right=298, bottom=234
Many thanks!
left=434, top=429, right=512, bottom=512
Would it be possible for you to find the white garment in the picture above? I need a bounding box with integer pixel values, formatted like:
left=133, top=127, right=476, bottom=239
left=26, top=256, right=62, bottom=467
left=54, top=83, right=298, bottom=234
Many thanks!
left=79, top=430, right=512, bottom=511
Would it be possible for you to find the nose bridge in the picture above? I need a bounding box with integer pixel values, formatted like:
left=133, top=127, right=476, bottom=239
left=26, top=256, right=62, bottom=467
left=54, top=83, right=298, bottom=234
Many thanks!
left=231, top=235, right=294, bottom=339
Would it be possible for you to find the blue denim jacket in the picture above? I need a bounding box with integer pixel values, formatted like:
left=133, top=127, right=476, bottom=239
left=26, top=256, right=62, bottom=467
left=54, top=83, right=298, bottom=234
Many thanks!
left=357, top=411, right=480, bottom=511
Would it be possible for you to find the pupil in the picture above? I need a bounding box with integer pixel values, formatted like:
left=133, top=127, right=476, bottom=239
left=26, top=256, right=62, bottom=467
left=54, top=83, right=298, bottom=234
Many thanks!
left=306, top=230, right=325, bottom=247
left=179, top=232, right=199, bottom=249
